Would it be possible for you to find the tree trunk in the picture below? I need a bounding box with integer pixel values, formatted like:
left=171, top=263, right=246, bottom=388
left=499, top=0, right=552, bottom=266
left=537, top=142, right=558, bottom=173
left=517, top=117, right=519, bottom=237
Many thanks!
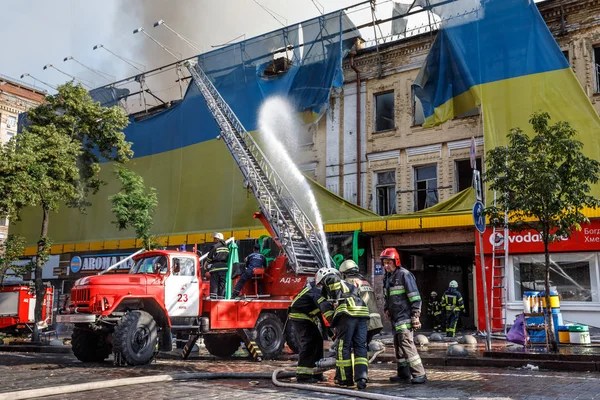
left=544, top=236, right=558, bottom=352
left=32, top=207, right=49, bottom=343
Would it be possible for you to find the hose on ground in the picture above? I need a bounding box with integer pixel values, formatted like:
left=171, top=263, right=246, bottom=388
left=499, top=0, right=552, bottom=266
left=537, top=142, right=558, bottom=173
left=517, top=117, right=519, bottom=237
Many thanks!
left=271, top=368, right=416, bottom=400
left=0, top=371, right=295, bottom=400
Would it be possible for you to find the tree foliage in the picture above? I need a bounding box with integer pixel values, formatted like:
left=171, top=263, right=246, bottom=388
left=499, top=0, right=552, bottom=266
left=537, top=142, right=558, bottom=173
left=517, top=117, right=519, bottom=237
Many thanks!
left=485, top=111, right=600, bottom=351
left=110, top=166, right=158, bottom=250
left=0, top=82, right=131, bottom=341
left=0, top=235, right=27, bottom=283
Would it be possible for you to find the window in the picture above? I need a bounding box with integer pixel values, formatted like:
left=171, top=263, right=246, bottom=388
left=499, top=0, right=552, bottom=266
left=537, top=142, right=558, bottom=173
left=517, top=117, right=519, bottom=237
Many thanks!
left=172, top=257, right=195, bottom=276
left=513, top=253, right=598, bottom=302
left=414, top=165, right=438, bottom=211
left=455, top=106, right=479, bottom=119
left=375, top=171, right=396, bottom=216
left=455, top=158, right=482, bottom=193
left=562, top=50, right=570, bottom=65
left=594, top=47, right=600, bottom=93
left=6, top=116, right=16, bottom=128
left=374, top=92, right=394, bottom=132
left=6, top=131, right=15, bottom=139
left=412, top=89, right=424, bottom=126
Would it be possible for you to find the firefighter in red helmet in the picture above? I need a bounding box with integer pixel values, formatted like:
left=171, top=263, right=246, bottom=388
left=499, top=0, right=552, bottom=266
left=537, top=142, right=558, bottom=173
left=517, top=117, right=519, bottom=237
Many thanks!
left=380, top=248, right=427, bottom=384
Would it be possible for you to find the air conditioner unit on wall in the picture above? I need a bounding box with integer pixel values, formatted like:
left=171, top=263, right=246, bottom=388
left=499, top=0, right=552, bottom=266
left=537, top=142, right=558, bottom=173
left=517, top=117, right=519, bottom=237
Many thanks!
left=411, top=255, right=424, bottom=271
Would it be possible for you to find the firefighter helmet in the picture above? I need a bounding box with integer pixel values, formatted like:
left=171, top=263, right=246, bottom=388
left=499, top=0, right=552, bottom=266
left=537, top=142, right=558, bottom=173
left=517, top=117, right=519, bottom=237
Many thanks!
left=449, top=280, right=458, bottom=288
left=212, top=232, right=224, bottom=240
left=430, top=291, right=438, bottom=297
left=380, top=248, right=400, bottom=267
left=339, top=259, right=359, bottom=274
left=315, top=267, right=341, bottom=285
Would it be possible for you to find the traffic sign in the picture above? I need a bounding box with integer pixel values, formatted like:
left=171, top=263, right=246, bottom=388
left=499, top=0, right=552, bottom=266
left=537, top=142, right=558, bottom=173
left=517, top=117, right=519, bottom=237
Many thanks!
left=470, top=136, right=476, bottom=169
left=473, top=201, right=486, bottom=233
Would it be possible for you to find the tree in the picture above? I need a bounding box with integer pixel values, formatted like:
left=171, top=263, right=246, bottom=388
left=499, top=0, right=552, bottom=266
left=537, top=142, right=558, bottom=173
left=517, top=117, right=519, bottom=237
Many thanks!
left=485, top=111, right=600, bottom=351
left=0, top=235, right=27, bottom=283
left=109, top=166, right=158, bottom=250
left=0, top=82, right=131, bottom=342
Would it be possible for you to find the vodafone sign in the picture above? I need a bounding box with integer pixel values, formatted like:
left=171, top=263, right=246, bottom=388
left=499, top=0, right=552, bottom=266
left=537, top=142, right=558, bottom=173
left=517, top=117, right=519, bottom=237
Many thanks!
left=481, top=219, right=600, bottom=254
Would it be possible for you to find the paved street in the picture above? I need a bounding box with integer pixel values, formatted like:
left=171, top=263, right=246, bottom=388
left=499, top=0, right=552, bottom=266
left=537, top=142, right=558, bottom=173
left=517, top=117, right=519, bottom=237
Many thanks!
left=1, top=352, right=599, bottom=400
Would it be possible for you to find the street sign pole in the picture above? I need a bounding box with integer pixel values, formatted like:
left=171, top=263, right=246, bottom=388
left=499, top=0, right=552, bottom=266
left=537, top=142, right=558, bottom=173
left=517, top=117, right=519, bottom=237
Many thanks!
left=473, top=201, right=491, bottom=351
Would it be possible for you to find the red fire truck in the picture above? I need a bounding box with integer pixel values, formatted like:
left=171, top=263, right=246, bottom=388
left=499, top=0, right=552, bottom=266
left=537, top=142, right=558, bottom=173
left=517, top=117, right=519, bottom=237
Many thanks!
left=0, top=281, right=53, bottom=334
left=56, top=60, right=332, bottom=366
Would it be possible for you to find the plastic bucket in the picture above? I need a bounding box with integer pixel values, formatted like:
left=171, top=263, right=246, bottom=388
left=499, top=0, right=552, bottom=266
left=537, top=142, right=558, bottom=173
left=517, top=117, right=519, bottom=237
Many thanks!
left=568, top=325, right=590, bottom=345
left=523, top=291, right=540, bottom=312
left=558, top=326, right=570, bottom=344
left=540, top=291, right=560, bottom=310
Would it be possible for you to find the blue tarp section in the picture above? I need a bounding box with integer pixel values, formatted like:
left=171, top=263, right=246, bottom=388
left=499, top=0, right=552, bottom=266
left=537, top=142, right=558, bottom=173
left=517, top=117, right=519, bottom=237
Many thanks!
left=125, top=11, right=359, bottom=159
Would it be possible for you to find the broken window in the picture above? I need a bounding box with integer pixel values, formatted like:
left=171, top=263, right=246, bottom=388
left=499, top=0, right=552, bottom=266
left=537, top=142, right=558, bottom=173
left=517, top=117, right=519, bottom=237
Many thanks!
left=513, top=253, right=597, bottom=303
left=261, top=46, right=293, bottom=77
left=562, top=50, right=570, bottom=65
left=414, top=165, right=438, bottom=211
left=455, top=158, right=482, bottom=193
left=375, top=171, right=396, bottom=216
left=455, top=106, right=480, bottom=119
left=412, top=89, right=424, bottom=126
left=374, top=91, right=395, bottom=132
left=594, top=46, right=600, bottom=93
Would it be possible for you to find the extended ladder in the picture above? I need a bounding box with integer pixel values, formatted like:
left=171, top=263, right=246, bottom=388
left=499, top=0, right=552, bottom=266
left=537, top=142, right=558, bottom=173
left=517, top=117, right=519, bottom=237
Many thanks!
left=490, top=192, right=509, bottom=334
left=184, top=60, right=330, bottom=274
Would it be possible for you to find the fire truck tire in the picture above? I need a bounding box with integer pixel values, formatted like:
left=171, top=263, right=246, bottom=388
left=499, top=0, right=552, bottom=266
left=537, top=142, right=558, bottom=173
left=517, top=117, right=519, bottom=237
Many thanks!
left=254, top=313, right=284, bottom=360
left=203, top=334, right=241, bottom=357
left=113, top=310, right=158, bottom=366
left=284, top=321, right=299, bottom=354
left=72, top=327, right=111, bottom=362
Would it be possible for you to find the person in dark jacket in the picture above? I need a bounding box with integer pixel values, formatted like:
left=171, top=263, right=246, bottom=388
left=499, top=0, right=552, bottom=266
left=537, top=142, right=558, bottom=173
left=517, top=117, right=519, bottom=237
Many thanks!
left=441, top=280, right=465, bottom=337
left=288, top=278, right=330, bottom=383
left=316, top=266, right=370, bottom=390
left=427, top=291, right=443, bottom=332
left=205, top=232, right=230, bottom=299
left=381, top=247, right=427, bottom=384
left=339, top=259, right=383, bottom=345
left=232, top=243, right=266, bottom=298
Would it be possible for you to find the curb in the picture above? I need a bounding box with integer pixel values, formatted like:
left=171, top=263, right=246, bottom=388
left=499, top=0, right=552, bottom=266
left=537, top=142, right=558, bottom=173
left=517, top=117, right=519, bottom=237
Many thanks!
left=0, top=344, right=72, bottom=354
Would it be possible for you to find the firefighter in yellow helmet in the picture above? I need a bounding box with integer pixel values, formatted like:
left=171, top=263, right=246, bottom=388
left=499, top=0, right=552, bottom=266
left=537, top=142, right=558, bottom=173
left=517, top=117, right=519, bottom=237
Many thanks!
left=338, top=259, right=383, bottom=345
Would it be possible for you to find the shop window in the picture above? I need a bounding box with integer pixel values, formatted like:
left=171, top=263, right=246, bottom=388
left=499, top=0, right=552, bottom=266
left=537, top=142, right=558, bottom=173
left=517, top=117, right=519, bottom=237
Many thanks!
left=594, top=46, right=600, bottom=93
left=412, top=89, right=424, bottom=126
left=414, top=165, right=438, bottom=211
left=374, top=91, right=394, bottom=132
left=455, top=158, right=482, bottom=193
left=513, top=253, right=597, bottom=302
left=375, top=170, right=396, bottom=216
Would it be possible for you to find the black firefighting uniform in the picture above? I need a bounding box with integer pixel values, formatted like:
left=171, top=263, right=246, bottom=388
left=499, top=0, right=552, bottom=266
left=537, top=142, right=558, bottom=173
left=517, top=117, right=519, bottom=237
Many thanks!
left=289, top=282, right=330, bottom=381
left=343, top=271, right=383, bottom=345
left=321, top=276, right=370, bottom=385
left=232, top=251, right=266, bottom=297
left=206, top=240, right=230, bottom=299
left=441, top=288, right=465, bottom=337
left=384, top=267, right=426, bottom=379
left=427, top=297, right=443, bottom=331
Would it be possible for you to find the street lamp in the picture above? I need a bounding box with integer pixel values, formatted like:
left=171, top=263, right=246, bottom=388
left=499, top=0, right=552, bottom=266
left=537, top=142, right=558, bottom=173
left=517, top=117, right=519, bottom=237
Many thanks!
left=20, top=73, right=55, bottom=90
left=93, top=44, right=145, bottom=73
left=43, top=64, right=92, bottom=88
left=153, top=19, right=201, bottom=53
left=133, top=27, right=182, bottom=60
left=63, top=56, right=115, bottom=83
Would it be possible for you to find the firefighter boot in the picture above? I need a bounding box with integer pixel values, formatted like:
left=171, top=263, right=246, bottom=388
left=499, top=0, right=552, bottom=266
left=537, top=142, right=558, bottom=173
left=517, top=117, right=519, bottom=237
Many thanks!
left=411, top=375, right=428, bottom=384
left=357, top=379, right=367, bottom=390
left=389, top=365, right=411, bottom=383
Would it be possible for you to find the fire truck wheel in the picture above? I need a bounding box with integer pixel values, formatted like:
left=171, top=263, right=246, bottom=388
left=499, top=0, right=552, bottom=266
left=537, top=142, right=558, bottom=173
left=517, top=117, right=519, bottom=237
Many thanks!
left=71, top=327, right=111, bottom=362
left=254, top=313, right=284, bottom=360
left=113, top=310, right=158, bottom=365
left=203, top=334, right=241, bottom=357
left=285, top=321, right=299, bottom=354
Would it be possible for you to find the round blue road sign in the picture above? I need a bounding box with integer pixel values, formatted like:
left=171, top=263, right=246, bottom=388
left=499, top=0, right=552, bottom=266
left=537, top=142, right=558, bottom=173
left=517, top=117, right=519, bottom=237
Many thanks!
left=473, top=201, right=486, bottom=233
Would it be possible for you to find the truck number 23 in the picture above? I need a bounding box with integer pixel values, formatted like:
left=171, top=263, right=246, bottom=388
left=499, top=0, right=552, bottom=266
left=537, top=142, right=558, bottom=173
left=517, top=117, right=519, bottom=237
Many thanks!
left=177, top=294, right=189, bottom=302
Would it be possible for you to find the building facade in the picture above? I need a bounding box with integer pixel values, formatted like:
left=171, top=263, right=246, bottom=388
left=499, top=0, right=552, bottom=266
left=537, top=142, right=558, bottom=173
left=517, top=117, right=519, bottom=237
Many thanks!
left=0, top=75, right=45, bottom=243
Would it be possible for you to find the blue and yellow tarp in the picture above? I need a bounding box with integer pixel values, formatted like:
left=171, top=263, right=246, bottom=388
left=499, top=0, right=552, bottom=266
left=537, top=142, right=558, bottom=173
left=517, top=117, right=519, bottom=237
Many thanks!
left=413, top=0, right=600, bottom=198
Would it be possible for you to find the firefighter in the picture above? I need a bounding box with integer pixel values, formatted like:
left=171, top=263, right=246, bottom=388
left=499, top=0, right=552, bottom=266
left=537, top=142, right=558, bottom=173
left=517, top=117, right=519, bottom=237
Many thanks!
left=232, top=243, right=266, bottom=298
left=441, top=280, right=465, bottom=337
left=316, top=266, right=369, bottom=390
left=338, top=259, right=383, bottom=345
left=427, top=291, right=443, bottom=332
left=205, top=232, right=230, bottom=299
left=381, top=248, right=427, bottom=384
left=288, top=278, right=329, bottom=383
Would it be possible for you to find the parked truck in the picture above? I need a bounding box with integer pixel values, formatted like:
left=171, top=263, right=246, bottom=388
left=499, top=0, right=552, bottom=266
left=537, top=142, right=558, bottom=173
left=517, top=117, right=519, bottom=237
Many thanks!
left=0, top=281, right=53, bottom=335
left=56, top=59, right=332, bottom=366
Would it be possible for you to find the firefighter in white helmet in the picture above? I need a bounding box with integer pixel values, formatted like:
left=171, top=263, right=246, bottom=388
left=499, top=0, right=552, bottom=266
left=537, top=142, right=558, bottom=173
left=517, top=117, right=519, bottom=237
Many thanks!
left=339, top=259, right=383, bottom=345
left=441, top=280, right=465, bottom=337
left=204, top=232, right=230, bottom=299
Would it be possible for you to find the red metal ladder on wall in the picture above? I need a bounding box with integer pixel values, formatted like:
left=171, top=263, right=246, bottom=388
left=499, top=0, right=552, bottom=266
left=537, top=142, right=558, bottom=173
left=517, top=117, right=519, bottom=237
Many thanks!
left=490, top=192, right=509, bottom=335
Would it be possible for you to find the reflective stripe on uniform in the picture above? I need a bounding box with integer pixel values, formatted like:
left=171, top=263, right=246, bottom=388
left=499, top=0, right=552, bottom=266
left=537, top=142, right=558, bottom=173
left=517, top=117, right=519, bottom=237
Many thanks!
left=296, top=366, right=314, bottom=375
left=288, top=312, right=313, bottom=322
left=394, top=323, right=413, bottom=331
left=354, top=357, right=369, bottom=366
left=338, top=339, right=346, bottom=381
